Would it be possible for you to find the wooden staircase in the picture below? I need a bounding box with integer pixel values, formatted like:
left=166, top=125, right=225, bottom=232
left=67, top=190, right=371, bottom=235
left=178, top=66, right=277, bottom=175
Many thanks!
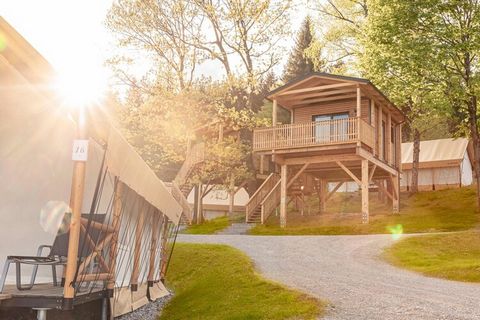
left=245, top=173, right=280, bottom=224
left=168, top=142, right=205, bottom=224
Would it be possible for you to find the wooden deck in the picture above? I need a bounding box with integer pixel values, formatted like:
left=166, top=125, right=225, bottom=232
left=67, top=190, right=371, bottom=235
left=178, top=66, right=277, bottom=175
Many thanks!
left=253, top=117, right=375, bottom=152
left=0, top=283, right=107, bottom=309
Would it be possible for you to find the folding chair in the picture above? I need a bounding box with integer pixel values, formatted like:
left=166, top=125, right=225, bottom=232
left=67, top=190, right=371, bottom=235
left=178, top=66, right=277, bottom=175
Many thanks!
left=0, top=213, right=106, bottom=293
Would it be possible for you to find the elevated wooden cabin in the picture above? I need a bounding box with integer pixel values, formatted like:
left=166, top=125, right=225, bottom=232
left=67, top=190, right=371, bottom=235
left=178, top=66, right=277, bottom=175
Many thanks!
left=246, top=73, right=405, bottom=227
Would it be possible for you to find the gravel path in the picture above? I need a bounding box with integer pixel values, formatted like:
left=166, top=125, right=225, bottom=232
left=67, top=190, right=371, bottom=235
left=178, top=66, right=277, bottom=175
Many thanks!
left=216, top=222, right=255, bottom=235
left=178, top=234, right=480, bottom=320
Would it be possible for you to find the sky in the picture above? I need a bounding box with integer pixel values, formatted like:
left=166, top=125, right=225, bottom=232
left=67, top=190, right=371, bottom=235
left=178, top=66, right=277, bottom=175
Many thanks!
left=1, top=1, right=310, bottom=89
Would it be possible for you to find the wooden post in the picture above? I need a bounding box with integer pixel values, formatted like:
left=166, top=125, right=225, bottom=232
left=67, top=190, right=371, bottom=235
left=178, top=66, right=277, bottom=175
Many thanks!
left=63, top=109, right=88, bottom=308
left=371, top=101, right=376, bottom=156
left=197, top=183, right=204, bottom=224
left=378, top=106, right=383, bottom=160
left=280, top=164, right=287, bottom=228
left=260, top=154, right=265, bottom=174
left=159, top=216, right=169, bottom=282
left=361, top=159, right=369, bottom=224
left=319, top=179, right=327, bottom=213
left=387, top=112, right=392, bottom=164
left=107, top=180, right=124, bottom=293
left=131, top=200, right=147, bottom=291
left=392, top=175, right=400, bottom=213
left=272, top=99, right=278, bottom=126
left=147, top=211, right=160, bottom=286
left=356, top=86, right=362, bottom=147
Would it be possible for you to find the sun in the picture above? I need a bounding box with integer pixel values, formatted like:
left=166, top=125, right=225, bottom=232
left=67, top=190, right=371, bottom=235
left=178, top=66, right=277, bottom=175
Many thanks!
left=54, top=65, right=108, bottom=108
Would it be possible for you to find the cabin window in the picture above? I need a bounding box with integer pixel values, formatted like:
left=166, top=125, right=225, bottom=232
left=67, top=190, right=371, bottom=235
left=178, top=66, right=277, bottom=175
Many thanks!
left=312, top=113, right=349, bottom=142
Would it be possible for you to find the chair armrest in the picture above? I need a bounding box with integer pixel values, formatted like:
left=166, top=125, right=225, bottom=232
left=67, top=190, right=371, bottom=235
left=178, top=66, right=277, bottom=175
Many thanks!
left=36, top=245, right=52, bottom=257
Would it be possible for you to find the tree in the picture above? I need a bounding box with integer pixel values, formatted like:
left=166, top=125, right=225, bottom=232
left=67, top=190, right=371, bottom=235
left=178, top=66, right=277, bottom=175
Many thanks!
left=360, top=0, right=444, bottom=193
left=106, top=0, right=202, bottom=91
left=282, top=16, right=316, bottom=82
left=310, top=0, right=368, bottom=72
left=364, top=0, right=480, bottom=204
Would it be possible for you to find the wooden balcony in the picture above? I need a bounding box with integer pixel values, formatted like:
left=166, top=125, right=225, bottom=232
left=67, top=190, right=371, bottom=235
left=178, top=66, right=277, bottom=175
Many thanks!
left=253, top=117, right=374, bottom=152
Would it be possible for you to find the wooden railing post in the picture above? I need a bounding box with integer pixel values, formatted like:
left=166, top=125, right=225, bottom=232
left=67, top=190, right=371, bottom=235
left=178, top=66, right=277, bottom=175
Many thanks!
left=63, top=109, right=88, bottom=310
left=159, top=216, right=170, bottom=282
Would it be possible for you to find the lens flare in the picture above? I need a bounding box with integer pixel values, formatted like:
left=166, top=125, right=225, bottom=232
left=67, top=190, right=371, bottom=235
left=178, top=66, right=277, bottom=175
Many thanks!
left=40, top=201, right=72, bottom=235
left=387, top=224, right=403, bottom=241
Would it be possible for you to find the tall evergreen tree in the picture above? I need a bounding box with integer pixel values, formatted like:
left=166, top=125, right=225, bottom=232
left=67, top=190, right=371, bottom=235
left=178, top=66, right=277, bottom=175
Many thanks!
left=282, top=16, right=315, bottom=82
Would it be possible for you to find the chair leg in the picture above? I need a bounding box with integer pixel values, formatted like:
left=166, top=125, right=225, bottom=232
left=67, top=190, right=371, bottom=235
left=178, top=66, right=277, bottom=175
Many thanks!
left=16, top=262, right=35, bottom=291
left=0, top=259, right=12, bottom=293
left=51, top=265, right=57, bottom=286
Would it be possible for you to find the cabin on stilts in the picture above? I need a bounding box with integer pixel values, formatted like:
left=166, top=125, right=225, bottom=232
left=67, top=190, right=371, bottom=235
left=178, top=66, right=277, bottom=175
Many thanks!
left=246, top=73, right=405, bottom=227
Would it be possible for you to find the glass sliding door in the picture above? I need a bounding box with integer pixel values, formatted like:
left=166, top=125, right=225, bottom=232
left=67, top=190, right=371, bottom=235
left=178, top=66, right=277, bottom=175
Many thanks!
left=313, top=113, right=349, bottom=143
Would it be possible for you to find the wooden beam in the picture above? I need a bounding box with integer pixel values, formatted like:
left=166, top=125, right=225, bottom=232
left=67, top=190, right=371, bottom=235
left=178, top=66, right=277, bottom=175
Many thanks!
left=376, top=180, right=394, bottom=201
left=361, top=159, right=369, bottom=224
left=282, top=154, right=359, bottom=166
left=287, top=163, right=310, bottom=189
left=77, top=233, right=114, bottom=275
left=80, top=224, right=110, bottom=273
left=277, top=82, right=356, bottom=96
left=281, top=88, right=357, bottom=102
left=357, top=147, right=398, bottom=176
left=356, top=86, right=361, bottom=118
left=336, top=161, right=361, bottom=185
left=371, top=100, right=376, bottom=156
left=291, top=94, right=358, bottom=107
left=325, top=181, right=344, bottom=202
left=280, top=164, right=288, bottom=228
left=369, top=165, right=377, bottom=183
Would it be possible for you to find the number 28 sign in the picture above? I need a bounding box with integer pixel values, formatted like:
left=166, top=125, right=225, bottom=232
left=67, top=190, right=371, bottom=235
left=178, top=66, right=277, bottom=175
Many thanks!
left=72, top=139, right=89, bottom=162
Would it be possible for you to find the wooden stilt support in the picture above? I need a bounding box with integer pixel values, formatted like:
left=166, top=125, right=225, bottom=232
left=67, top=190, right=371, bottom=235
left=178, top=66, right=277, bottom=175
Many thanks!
left=319, top=179, right=327, bottom=213
left=391, top=174, right=400, bottom=214
left=108, top=180, right=123, bottom=293
left=280, top=164, right=287, bottom=228
left=63, top=110, right=88, bottom=309
left=361, top=159, right=369, bottom=224
left=130, top=200, right=147, bottom=291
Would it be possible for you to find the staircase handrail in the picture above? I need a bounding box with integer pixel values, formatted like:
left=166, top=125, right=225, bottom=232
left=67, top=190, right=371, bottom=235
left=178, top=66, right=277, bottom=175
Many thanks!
left=245, top=173, right=279, bottom=221
left=169, top=181, right=193, bottom=224
left=174, top=142, right=205, bottom=186
left=260, top=180, right=281, bottom=223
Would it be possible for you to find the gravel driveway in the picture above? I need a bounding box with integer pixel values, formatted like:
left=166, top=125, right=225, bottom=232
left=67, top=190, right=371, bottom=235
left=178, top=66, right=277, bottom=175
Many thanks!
left=178, top=234, right=480, bottom=320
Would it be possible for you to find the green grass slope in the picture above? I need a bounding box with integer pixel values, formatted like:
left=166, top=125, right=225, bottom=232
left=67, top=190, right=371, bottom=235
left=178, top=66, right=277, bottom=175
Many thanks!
left=250, top=187, right=479, bottom=235
left=161, top=243, right=324, bottom=320
left=385, top=231, right=480, bottom=283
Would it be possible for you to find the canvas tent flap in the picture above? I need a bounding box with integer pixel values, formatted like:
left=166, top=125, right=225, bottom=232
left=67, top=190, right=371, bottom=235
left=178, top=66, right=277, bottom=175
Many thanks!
left=104, top=125, right=182, bottom=224
left=149, top=282, right=170, bottom=301
left=401, top=138, right=469, bottom=168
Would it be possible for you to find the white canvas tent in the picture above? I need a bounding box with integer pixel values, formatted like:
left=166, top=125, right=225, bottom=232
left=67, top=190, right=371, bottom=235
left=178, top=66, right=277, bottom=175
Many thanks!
left=187, top=186, right=249, bottom=220
left=401, top=138, right=474, bottom=191
left=0, top=17, right=179, bottom=316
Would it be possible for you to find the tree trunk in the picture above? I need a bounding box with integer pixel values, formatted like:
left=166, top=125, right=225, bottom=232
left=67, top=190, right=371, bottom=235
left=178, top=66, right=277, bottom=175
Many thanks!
left=411, top=128, right=421, bottom=193
left=228, top=190, right=235, bottom=217
left=467, top=95, right=480, bottom=209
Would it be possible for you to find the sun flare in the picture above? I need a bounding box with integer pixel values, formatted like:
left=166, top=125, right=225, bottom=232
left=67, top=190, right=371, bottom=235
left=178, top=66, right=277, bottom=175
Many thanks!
left=54, top=66, right=108, bottom=108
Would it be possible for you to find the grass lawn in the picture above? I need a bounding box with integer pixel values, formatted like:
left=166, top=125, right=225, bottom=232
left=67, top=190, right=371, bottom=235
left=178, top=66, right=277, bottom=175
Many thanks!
left=249, top=187, right=479, bottom=235
left=384, top=231, right=480, bottom=282
left=161, top=243, right=324, bottom=320
left=183, top=214, right=245, bottom=234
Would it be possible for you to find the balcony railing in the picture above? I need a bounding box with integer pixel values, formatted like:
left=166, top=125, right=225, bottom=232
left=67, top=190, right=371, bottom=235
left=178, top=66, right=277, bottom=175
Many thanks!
left=253, top=117, right=375, bottom=151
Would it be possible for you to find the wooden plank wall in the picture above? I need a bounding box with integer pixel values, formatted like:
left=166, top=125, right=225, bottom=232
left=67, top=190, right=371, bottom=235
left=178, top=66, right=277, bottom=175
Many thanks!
left=293, top=98, right=371, bottom=123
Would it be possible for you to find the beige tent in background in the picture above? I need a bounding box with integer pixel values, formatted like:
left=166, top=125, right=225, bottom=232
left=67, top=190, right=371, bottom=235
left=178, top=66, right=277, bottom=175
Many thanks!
left=401, top=138, right=474, bottom=191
